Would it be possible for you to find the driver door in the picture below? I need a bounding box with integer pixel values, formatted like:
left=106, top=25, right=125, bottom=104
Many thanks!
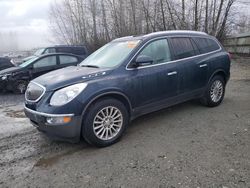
left=126, top=39, right=179, bottom=111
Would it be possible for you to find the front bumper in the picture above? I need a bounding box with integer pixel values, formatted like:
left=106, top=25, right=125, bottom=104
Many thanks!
left=24, top=106, right=82, bottom=143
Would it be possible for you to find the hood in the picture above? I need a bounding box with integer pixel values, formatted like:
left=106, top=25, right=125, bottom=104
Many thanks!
left=33, top=66, right=112, bottom=91
left=0, top=66, right=22, bottom=75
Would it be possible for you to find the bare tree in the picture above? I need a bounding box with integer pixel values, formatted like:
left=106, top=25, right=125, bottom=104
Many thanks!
left=49, top=0, right=248, bottom=50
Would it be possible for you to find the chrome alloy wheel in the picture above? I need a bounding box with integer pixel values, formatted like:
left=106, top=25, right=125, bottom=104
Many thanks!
left=210, top=80, right=223, bottom=103
left=93, top=106, right=123, bottom=141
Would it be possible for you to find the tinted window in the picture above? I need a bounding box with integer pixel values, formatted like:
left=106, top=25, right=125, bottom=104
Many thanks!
left=56, top=47, right=86, bottom=55
left=170, top=38, right=196, bottom=59
left=57, top=47, right=71, bottom=53
left=193, top=38, right=220, bottom=54
left=73, top=47, right=86, bottom=55
left=33, top=56, right=57, bottom=68
left=138, top=39, right=171, bottom=65
left=206, top=38, right=220, bottom=51
left=59, top=55, right=78, bottom=65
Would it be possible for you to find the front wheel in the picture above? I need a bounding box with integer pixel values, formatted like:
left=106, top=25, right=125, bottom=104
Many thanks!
left=82, top=98, right=129, bottom=147
left=201, top=75, right=225, bottom=107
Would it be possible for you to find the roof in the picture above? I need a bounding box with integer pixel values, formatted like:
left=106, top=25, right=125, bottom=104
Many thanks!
left=113, top=30, right=209, bottom=42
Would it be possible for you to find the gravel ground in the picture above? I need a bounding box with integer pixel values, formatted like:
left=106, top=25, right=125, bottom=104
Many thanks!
left=0, top=59, right=249, bottom=188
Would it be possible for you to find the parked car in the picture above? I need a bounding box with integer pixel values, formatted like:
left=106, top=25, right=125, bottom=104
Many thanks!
left=0, top=53, right=84, bottom=93
left=24, top=31, right=231, bottom=147
left=23, top=45, right=89, bottom=62
left=0, top=57, right=15, bottom=71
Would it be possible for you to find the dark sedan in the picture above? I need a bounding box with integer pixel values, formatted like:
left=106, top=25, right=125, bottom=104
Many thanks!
left=0, top=53, right=84, bottom=93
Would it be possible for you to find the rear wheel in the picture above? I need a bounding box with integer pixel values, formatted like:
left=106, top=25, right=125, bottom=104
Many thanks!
left=13, top=80, right=28, bottom=94
left=82, top=98, right=129, bottom=147
left=201, top=75, right=225, bottom=107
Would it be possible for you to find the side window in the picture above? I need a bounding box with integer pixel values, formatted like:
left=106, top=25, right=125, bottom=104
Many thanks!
left=192, top=38, right=208, bottom=53
left=57, top=47, right=72, bottom=53
left=170, top=37, right=196, bottom=59
left=193, top=38, right=220, bottom=54
left=59, top=55, right=78, bottom=65
left=74, top=47, right=86, bottom=55
left=44, top=48, right=56, bottom=54
left=206, top=38, right=220, bottom=51
left=33, top=56, right=57, bottom=68
left=137, top=39, right=171, bottom=66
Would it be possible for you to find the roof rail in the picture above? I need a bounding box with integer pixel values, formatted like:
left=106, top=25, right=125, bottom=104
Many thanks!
left=146, top=30, right=208, bottom=37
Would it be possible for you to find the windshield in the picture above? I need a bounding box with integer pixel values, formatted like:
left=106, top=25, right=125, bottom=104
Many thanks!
left=19, top=57, right=38, bottom=68
left=34, top=48, right=45, bottom=56
left=80, top=40, right=141, bottom=68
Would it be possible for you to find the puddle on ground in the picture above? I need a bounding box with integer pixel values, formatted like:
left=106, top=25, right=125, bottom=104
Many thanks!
left=34, top=147, right=85, bottom=168
left=3, top=109, right=26, bottom=118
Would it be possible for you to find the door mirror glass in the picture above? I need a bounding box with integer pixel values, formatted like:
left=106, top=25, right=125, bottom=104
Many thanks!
left=135, top=55, right=153, bottom=67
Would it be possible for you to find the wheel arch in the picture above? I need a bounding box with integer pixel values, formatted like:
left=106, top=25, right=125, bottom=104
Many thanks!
left=81, top=91, right=133, bottom=119
left=208, top=69, right=227, bottom=84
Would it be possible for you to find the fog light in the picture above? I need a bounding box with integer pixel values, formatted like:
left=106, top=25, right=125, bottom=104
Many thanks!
left=46, top=116, right=72, bottom=125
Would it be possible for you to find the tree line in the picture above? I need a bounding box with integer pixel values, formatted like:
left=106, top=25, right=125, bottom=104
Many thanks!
left=50, top=0, right=249, bottom=51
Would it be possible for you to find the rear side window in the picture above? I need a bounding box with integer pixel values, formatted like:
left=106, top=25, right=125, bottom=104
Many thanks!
left=73, top=47, right=86, bottom=55
left=59, top=55, right=78, bottom=65
left=193, top=38, right=220, bottom=54
left=170, top=38, right=197, bottom=59
left=138, top=39, right=171, bottom=65
left=57, top=47, right=71, bottom=53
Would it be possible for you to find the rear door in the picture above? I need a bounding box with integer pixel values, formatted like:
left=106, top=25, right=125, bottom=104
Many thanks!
left=169, top=37, right=207, bottom=95
left=31, top=55, right=58, bottom=79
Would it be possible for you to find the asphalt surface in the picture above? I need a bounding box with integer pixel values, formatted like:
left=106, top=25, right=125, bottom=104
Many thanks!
left=0, top=59, right=249, bottom=188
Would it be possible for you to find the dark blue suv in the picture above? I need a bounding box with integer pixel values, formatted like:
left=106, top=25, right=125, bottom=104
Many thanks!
left=24, top=31, right=231, bottom=147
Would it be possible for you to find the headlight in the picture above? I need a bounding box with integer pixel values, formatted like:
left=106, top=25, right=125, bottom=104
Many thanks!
left=50, top=83, right=87, bottom=106
left=1, top=74, right=11, bottom=80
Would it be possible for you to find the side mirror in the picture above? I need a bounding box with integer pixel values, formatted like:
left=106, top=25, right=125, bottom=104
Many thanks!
left=134, top=55, right=153, bottom=67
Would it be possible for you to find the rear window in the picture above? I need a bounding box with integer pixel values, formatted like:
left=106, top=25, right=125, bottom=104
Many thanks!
left=192, top=37, right=220, bottom=54
left=170, top=38, right=197, bottom=59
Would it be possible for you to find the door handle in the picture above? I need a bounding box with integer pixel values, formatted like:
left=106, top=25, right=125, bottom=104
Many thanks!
left=199, top=64, right=207, bottom=68
left=167, top=71, right=177, bottom=76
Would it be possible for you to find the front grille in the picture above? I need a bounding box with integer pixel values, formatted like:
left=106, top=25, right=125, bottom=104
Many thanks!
left=25, top=82, right=45, bottom=102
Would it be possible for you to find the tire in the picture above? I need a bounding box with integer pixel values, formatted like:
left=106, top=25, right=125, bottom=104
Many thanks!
left=82, top=98, right=129, bottom=147
left=13, top=80, right=28, bottom=94
left=201, top=75, right=225, bottom=107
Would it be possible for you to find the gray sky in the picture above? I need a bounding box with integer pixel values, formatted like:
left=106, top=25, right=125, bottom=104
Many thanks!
left=0, top=0, right=55, bottom=51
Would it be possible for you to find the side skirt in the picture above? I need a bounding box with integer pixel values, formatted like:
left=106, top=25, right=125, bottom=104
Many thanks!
left=131, top=88, right=205, bottom=120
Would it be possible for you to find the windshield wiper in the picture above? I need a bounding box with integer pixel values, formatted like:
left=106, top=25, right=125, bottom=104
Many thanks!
left=81, top=65, right=100, bottom=68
